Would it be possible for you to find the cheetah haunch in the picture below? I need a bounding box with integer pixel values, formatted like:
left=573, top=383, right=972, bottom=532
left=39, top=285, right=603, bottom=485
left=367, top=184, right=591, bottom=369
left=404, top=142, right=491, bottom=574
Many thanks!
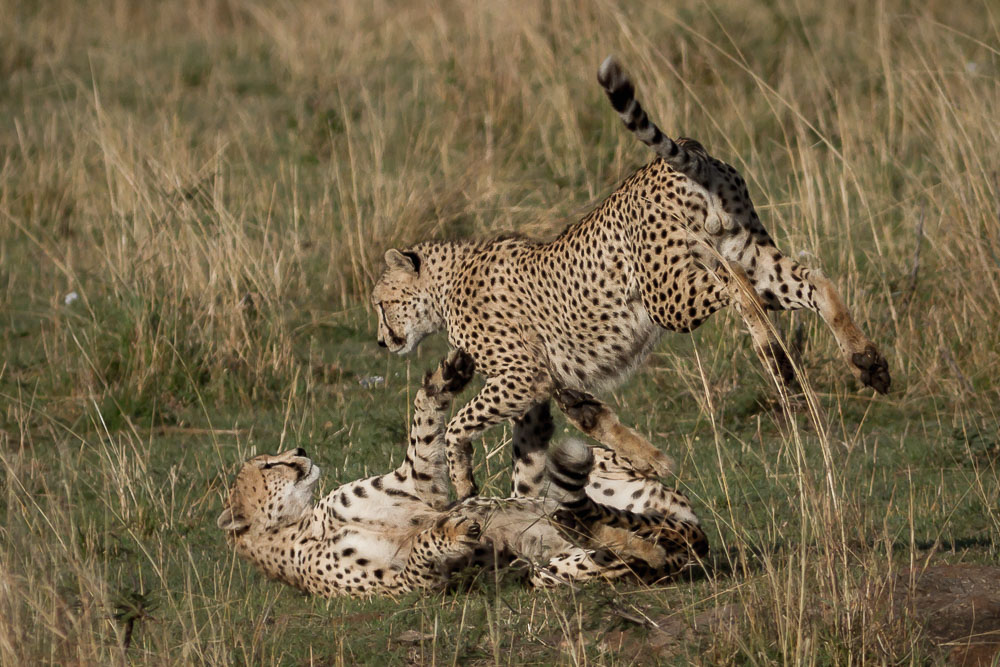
left=217, top=352, right=707, bottom=597
left=372, top=57, right=890, bottom=499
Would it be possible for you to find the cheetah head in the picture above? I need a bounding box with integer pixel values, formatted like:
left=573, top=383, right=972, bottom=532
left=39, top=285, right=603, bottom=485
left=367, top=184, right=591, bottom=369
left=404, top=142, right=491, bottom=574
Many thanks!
left=372, top=248, right=441, bottom=355
left=217, top=447, right=320, bottom=538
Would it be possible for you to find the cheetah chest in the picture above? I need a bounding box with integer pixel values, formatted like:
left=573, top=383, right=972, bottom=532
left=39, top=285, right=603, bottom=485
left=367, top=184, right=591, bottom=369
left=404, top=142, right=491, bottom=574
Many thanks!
left=542, top=296, right=662, bottom=391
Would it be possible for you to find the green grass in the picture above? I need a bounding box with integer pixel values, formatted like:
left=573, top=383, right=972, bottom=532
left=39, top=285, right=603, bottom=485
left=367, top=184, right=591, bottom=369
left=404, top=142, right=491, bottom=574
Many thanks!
left=2, top=0, right=999, bottom=663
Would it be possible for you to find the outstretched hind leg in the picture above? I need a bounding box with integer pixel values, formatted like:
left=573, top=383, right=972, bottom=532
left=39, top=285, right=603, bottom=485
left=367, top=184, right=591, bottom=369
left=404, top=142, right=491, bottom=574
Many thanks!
left=745, top=248, right=890, bottom=393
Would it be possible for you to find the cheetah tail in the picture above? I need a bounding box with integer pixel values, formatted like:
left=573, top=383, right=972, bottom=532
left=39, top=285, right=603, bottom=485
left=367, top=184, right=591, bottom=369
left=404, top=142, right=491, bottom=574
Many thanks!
left=545, top=438, right=594, bottom=505
left=597, top=56, right=697, bottom=178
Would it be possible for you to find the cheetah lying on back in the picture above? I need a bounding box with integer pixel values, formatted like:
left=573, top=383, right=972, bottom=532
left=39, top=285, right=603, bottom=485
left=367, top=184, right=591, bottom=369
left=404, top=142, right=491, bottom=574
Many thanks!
left=217, top=352, right=707, bottom=597
left=372, top=56, right=890, bottom=499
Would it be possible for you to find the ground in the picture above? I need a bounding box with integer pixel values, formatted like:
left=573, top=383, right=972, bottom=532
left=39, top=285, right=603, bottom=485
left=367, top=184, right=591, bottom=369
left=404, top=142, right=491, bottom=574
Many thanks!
left=1, top=0, right=999, bottom=664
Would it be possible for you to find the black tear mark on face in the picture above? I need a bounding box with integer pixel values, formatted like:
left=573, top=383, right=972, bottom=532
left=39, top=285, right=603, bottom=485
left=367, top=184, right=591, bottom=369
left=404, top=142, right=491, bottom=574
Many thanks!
left=376, top=303, right=406, bottom=348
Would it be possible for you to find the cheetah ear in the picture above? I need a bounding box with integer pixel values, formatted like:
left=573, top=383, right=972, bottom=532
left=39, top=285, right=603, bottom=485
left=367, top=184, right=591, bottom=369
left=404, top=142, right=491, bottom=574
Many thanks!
left=217, top=506, right=249, bottom=532
left=384, top=249, right=420, bottom=274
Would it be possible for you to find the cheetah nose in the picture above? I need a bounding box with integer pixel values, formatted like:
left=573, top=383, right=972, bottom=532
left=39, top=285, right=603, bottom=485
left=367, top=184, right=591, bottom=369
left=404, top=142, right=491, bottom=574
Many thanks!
left=377, top=338, right=387, bottom=348
left=293, top=447, right=307, bottom=457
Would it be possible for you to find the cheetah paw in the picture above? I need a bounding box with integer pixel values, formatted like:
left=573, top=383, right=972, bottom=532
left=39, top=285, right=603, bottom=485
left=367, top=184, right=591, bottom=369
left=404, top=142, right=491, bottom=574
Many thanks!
left=554, top=388, right=603, bottom=431
left=422, top=350, right=475, bottom=402
left=440, top=349, right=475, bottom=393
left=851, top=344, right=890, bottom=394
left=437, top=515, right=482, bottom=545
left=631, top=542, right=667, bottom=570
left=763, top=341, right=799, bottom=389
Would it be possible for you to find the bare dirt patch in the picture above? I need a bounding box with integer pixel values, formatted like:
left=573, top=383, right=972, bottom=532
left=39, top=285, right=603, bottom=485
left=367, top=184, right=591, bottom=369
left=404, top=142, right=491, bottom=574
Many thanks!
left=890, top=565, right=1000, bottom=666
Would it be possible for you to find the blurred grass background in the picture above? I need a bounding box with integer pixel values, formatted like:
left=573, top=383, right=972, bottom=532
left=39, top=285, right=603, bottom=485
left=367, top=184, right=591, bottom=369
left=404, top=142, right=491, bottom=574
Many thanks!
left=1, top=0, right=998, bottom=663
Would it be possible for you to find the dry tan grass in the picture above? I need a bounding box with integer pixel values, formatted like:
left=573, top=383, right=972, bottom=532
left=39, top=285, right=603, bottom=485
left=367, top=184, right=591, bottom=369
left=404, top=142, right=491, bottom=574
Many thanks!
left=1, top=0, right=998, bottom=663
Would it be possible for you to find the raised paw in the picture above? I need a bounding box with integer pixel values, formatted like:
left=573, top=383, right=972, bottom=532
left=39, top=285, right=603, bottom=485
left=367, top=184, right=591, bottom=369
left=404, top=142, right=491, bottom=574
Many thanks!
left=851, top=344, right=890, bottom=394
left=440, top=349, right=475, bottom=393
left=554, top=388, right=603, bottom=431
left=436, top=514, right=482, bottom=545
left=557, top=388, right=674, bottom=478
left=422, top=350, right=475, bottom=400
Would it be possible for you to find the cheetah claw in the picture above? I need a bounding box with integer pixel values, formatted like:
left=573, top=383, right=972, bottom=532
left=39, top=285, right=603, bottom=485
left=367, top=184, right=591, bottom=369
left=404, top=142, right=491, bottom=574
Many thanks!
left=851, top=344, right=890, bottom=394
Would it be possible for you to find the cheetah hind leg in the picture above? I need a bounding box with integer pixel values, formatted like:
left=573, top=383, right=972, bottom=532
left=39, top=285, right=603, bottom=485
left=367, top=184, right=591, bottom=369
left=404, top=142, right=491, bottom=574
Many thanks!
left=554, top=388, right=674, bottom=477
left=811, top=270, right=890, bottom=393
left=511, top=402, right=555, bottom=498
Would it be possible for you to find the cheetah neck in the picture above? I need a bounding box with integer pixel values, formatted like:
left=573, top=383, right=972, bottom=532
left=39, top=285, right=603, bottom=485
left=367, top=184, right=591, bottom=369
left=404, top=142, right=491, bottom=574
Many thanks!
left=414, top=239, right=478, bottom=328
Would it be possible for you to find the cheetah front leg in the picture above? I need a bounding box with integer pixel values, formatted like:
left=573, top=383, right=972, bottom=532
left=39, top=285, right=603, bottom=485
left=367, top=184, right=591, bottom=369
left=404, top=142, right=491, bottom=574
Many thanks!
left=384, top=515, right=483, bottom=593
left=554, top=388, right=674, bottom=478
left=446, top=369, right=551, bottom=499
left=745, top=249, right=890, bottom=393
left=312, top=351, right=475, bottom=535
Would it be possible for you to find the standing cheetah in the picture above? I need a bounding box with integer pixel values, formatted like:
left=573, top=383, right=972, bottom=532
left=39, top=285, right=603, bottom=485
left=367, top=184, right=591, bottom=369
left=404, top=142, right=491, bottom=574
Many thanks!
left=217, top=352, right=707, bottom=597
left=372, top=57, right=890, bottom=499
